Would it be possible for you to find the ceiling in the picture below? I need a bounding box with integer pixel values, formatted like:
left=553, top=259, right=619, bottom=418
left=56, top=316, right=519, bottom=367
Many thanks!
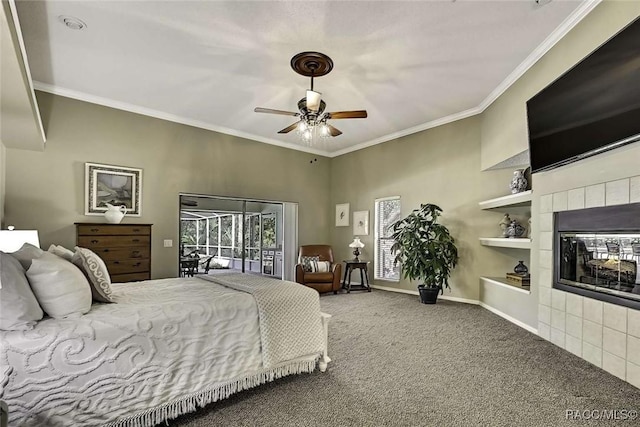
left=14, top=0, right=598, bottom=156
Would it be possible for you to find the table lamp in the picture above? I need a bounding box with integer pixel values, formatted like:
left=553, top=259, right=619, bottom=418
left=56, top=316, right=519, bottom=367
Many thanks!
left=349, top=237, right=365, bottom=261
left=0, top=226, right=40, bottom=252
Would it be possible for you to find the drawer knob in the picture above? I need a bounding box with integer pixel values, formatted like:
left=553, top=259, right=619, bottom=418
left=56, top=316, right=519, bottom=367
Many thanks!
left=133, top=228, right=140, bottom=232
left=132, top=251, right=141, bottom=258
left=91, top=228, right=99, bottom=232
left=134, top=262, right=141, bottom=267
left=132, top=239, right=140, bottom=243
left=91, top=240, right=99, bottom=244
left=113, top=261, right=120, bottom=265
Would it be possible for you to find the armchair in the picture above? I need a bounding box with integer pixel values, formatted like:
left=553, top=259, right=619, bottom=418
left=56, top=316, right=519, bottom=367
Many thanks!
left=295, top=245, right=342, bottom=294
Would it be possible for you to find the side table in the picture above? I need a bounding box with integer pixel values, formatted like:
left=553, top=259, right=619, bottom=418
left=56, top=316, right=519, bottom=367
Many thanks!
left=342, top=260, right=371, bottom=293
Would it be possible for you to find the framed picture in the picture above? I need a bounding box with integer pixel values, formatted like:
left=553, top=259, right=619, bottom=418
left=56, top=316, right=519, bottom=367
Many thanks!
left=335, top=203, right=350, bottom=227
left=353, top=210, right=369, bottom=235
left=85, top=163, right=142, bottom=216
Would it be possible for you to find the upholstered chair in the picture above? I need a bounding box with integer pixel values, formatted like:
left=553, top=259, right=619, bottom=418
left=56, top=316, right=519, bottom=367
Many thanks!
left=295, top=245, right=342, bottom=294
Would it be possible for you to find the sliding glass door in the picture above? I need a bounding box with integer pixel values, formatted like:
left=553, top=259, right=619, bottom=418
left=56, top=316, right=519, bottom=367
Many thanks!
left=179, top=195, right=295, bottom=279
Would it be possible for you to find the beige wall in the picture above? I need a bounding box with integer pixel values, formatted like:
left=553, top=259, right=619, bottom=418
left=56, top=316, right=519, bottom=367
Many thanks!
left=5, top=92, right=331, bottom=278
left=329, top=116, right=521, bottom=301
left=0, top=140, right=5, bottom=226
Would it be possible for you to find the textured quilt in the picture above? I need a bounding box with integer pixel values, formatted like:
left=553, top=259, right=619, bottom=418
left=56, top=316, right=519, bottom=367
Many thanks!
left=0, top=275, right=324, bottom=426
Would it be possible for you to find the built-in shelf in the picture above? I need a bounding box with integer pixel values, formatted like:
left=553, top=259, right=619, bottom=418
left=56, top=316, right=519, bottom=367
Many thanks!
left=479, top=237, right=531, bottom=249
left=479, top=190, right=532, bottom=210
left=481, top=276, right=531, bottom=294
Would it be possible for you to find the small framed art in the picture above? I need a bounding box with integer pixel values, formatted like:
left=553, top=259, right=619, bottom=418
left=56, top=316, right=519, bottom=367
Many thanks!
left=335, top=203, right=350, bottom=227
left=85, top=163, right=142, bottom=216
left=353, top=210, right=369, bottom=235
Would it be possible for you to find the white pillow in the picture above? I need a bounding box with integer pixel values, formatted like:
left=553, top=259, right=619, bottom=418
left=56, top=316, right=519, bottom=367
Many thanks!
left=0, top=252, right=44, bottom=330
left=26, top=252, right=92, bottom=319
left=310, top=260, right=331, bottom=273
left=48, top=244, right=74, bottom=261
left=72, top=246, right=114, bottom=303
left=9, top=243, right=44, bottom=270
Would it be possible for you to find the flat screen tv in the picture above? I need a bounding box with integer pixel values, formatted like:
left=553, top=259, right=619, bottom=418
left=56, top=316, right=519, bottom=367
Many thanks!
left=527, top=17, right=640, bottom=173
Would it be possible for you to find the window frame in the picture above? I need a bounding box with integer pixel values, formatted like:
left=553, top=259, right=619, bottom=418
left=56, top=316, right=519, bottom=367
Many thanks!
left=374, top=196, right=401, bottom=282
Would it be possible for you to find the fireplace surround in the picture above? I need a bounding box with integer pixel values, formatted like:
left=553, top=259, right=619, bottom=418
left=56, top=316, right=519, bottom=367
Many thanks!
left=554, top=203, right=640, bottom=310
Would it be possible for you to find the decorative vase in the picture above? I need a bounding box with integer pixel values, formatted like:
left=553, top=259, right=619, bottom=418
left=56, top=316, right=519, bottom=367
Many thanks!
left=506, top=220, right=525, bottom=238
left=499, top=214, right=511, bottom=237
left=104, top=203, right=127, bottom=224
left=514, top=261, right=529, bottom=276
left=509, top=169, right=528, bottom=194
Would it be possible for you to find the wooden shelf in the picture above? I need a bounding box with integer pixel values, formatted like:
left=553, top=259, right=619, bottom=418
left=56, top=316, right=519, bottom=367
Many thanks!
left=481, top=276, right=531, bottom=294
left=479, top=190, right=532, bottom=210
left=479, top=237, right=531, bottom=249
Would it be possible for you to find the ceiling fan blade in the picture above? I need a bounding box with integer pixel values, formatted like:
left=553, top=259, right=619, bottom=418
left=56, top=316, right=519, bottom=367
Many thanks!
left=327, top=124, right=342, bottom=137
left=254, top=107, right=299, bottom=117
left=278, top=121, right=302, bottom=134
left=326, top=110, right=368, bottom=119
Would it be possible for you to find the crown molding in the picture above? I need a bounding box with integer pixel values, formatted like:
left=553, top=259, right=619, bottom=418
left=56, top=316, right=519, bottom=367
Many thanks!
left=327, top=106, right=482, bottom=157
left=32, top=1, right=600, bottom=159
left=477, top=0, right=602, bottom=113
left=32, top=82, right=332, bottom=157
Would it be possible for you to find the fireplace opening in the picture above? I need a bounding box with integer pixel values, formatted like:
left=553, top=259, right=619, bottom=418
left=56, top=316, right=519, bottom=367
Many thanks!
left=554, top=202, right=640, bottom=310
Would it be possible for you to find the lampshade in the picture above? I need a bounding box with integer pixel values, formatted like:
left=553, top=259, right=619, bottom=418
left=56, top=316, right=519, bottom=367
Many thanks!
left=349, top=237, right=365, bottom=249
left=0, top=229, right=40, bottom=252
left=306, top=90, right=322, bottom=112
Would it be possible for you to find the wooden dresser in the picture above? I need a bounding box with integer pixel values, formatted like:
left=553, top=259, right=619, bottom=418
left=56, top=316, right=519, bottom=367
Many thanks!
left=75, top=223, right=152, bottom=283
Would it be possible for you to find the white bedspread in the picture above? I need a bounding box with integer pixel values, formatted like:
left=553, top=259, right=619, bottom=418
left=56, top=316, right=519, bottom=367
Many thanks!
left=0, top=276, right=324, bottom=426
left=200, top=273, right=325, bottom=368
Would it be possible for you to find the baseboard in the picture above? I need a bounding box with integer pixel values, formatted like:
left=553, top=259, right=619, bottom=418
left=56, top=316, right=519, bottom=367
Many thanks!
left=370, top=284, right=418, bottom=295
left=371, top=284, right=537, bottom=334
left=371, top=284, right=479, bottom=305
left=478, top=302, right=538, bottom=335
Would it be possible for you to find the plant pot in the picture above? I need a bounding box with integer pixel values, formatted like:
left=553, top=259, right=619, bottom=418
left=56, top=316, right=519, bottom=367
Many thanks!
left=418, top=285, right=440, bottom=304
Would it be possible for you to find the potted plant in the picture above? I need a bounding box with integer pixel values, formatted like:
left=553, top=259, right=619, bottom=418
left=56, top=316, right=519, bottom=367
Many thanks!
left=390, top=204, right=459, bottom=304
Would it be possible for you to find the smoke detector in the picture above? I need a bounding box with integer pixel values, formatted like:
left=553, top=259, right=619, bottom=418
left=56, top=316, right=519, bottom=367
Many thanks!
left=58, top=15, right=87, bottom=30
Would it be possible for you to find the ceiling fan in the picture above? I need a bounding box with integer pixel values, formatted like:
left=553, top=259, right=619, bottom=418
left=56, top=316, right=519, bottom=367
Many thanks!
left=254, top=52, right=367, bottom=139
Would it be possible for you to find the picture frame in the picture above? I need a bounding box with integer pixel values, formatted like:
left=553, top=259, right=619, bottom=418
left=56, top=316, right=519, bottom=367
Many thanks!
left=335, top=203, right=350, bottom=227
left=85, top=163, right=142, bottom=216
left=353, top=210, right=369, bottom=236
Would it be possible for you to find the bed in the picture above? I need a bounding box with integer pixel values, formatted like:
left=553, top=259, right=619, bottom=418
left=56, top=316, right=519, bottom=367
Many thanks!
left=0, top=272, right=331, bottom=426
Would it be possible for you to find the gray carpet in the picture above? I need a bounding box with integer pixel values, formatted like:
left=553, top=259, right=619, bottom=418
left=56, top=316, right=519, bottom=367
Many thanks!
left=170, top=290, right=640, bottom=426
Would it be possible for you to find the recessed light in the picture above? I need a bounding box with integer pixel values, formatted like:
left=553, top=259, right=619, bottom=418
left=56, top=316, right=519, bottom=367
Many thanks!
left=58, top=15, right=87, bottom=30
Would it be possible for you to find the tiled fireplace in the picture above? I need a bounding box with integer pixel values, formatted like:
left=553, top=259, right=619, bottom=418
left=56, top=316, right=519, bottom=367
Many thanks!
left=537, top=176, right=640, bottom=388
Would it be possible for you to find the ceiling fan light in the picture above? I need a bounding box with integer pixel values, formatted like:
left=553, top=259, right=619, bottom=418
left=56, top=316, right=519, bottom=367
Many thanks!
left=298, top=121, right=308, bottom=132
left=303, top=129, right=312, bottom=141
left=306, top=90, right=322, bottom=112
left=320, top=123, right=330, bottom=137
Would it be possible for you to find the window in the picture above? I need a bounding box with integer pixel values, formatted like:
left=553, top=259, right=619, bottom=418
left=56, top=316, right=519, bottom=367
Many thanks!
left=374, top=197, right=401, bottom=281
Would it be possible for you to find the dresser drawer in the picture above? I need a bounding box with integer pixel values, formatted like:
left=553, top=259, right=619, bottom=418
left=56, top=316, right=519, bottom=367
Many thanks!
left=78, top=235, right=150, bottom=248
left=90, top=246, right=149, bottom=261
left=76, top=224, right=151, bottom=236
left=105, top=258, right=150, bottom=275
left=111, top=272, right=150, bottom=283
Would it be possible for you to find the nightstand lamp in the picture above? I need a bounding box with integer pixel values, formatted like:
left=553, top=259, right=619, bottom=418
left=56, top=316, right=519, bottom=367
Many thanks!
left=348, top=237, right=365, bottom=262
left=0, top=226, right=40, bottom=252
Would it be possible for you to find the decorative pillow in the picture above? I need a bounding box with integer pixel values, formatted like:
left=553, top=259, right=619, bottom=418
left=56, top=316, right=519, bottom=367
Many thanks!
left=0, top=252, right=44, bottom=330
left=72, top=246, right=114, bottom=303
left=26, top=252, right=92, bottom=319
left=9, top=243, right=44, bottom=270
left=310, top=260, right=331, bottom=273
left=48, top=244, right=75, bottom=261
left=300, top=255, right=320, bottom=272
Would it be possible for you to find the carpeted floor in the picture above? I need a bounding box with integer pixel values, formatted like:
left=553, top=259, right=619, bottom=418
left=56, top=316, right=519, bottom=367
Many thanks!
left=170, top=290, right=640, bottom=426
